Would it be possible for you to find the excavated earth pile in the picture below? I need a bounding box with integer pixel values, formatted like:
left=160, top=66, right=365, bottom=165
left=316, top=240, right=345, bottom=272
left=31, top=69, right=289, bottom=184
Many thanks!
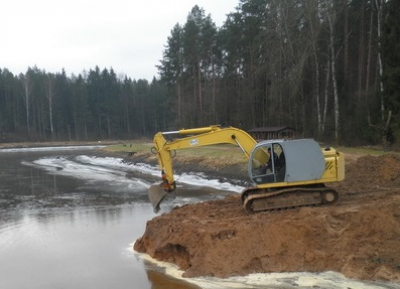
left=134, top=154, right=400, bottom=282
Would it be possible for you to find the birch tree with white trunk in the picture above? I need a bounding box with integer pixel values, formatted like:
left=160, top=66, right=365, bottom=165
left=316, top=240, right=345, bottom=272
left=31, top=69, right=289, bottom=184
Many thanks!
left=45, top=73, right=55, bottom=140
left=19, top=72, right=32, bottom=137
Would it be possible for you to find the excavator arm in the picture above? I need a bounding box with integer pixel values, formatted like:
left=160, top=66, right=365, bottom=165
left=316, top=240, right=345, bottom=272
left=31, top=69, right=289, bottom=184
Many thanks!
left=148, top=125, right=257, bottom=212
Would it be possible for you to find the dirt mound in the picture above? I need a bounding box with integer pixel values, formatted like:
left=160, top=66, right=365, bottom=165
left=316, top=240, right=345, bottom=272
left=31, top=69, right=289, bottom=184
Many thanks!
left=335, top=154, right=400, bottom=195
left=134, top=153, right=400, bottom=282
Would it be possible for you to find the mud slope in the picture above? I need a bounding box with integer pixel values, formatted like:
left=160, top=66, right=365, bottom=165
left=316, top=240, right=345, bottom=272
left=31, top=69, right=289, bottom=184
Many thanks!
left=134, top=154, right=400, bottom=282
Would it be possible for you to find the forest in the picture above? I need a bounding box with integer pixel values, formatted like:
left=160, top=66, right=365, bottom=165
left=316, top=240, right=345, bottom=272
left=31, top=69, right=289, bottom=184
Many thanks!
left=0, top=0, right=399, bottom=147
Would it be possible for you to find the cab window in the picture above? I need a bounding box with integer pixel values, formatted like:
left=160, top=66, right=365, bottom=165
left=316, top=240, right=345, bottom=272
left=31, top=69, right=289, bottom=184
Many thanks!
left=250, top=143, right=285, bottom=184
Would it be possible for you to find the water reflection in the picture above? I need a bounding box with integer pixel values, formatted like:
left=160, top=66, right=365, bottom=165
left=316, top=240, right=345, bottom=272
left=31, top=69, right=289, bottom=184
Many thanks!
left=0, top=204, right=179, bottom=289
left=0, top=147, right=198, bottom=289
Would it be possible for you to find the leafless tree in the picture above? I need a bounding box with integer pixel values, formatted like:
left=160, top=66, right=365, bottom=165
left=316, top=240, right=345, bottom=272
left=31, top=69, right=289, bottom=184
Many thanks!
left=45, top=73, right=55, bottom=140
left=375, top=0, right=385, bottom=121
left=323, top=0, right=340, bottom=143
left=19, top=71, right=32, bottom=137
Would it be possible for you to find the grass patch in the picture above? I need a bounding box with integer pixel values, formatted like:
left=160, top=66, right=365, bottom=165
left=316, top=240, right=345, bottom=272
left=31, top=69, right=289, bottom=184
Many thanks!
left=337, top=146, right=389, bottom=156
left=102, top=141, right=152, bottom=154
left=103, top=142, right=248, bottom=169
left=171, top=145, right=249, bottom=168
left=104, top=142, right=246, bottom=159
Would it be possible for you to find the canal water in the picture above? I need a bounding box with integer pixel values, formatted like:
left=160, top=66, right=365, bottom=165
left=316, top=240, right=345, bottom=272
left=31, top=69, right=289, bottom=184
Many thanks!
left=0, top=146, right=398, bottom=289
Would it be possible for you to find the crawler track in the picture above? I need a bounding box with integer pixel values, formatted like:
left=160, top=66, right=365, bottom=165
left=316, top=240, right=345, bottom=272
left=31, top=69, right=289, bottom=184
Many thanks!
left=241, top=186, right=339, bottom=213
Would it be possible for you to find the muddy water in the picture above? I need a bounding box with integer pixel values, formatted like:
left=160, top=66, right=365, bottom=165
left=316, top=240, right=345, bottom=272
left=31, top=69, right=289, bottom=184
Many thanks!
left=0, top=147, right=200, bottom=289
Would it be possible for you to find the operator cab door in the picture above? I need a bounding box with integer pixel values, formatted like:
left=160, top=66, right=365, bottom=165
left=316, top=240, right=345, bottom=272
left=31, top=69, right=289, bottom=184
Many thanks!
left=248, top=141, right=286, bottom=185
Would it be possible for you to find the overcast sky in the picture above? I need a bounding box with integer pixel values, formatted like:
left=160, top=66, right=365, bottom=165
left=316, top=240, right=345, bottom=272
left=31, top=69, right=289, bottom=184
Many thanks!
left=1, top=0, right=238, bottom=81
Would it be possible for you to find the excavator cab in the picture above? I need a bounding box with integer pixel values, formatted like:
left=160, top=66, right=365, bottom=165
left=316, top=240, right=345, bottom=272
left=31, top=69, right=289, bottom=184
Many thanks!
left=248, top=139, right=325, bottom=186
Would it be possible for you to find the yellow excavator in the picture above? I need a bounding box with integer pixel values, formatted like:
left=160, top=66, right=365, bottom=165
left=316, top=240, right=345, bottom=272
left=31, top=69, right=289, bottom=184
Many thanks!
left=148, top=125, right=345, bottom=213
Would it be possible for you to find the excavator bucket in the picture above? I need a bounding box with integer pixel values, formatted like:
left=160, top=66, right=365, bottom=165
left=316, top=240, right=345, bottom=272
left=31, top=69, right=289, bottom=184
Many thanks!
left=148, top=184, right=168, bottom=213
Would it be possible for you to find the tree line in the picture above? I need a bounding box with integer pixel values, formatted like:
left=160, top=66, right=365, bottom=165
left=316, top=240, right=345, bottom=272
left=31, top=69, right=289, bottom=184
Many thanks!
left=0, top=0, right=399, bottom=147
left=0, top=66, right=166, bottom=141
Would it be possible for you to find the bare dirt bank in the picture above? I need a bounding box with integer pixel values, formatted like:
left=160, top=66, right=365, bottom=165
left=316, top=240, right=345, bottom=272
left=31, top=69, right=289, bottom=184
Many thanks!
left=134, top=153, right=400, bottom=282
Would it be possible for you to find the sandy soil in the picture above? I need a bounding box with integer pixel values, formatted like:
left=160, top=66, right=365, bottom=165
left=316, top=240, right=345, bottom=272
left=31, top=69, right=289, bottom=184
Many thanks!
left=134, top=153, right=400, bottom=282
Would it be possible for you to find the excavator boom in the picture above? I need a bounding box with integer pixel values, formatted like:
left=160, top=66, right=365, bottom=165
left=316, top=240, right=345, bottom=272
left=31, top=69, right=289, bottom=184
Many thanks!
left=149, top=125, right=257, bottom=212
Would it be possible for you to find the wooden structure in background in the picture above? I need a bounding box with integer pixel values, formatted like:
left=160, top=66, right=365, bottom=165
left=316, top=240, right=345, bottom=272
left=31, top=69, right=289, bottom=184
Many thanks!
left=248, top=126, right=296, bottom=140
